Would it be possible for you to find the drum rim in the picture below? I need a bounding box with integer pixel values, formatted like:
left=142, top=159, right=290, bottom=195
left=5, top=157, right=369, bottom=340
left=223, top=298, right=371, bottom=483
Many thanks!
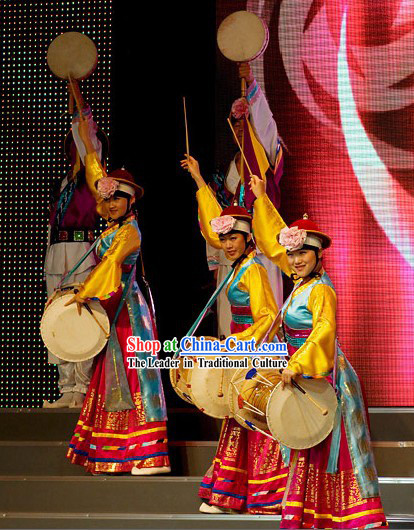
left=228, top=366, right=277, bottom=432
left=41, top=292, right=109, bottom=362
left=47, top=31, right=98, bottom=80
left=217, top=10, right=269, bottom=63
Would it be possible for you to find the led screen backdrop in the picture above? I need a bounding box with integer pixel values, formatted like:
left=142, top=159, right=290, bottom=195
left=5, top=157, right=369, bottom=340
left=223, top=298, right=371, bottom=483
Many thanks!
left=216, top=0, right=414, bottom=405
left=0, top=0, right=112, bottom=407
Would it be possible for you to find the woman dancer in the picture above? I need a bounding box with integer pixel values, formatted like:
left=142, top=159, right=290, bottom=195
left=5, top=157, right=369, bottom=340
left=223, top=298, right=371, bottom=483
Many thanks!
left=181, top=156, right=288, bottom=515
left=66, top=119, right=170, bottom=475
left=249, top=174, right=387, bottom=528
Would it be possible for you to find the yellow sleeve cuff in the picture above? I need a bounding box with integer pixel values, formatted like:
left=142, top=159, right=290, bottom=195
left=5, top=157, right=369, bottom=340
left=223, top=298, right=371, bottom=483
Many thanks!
left=196, top=185, right=222, bottom=249
left=85, top=152, right=108, bottom=219
left=252, top=194, right=291, bottom=276
left=79, top=224, right=140, bottom=300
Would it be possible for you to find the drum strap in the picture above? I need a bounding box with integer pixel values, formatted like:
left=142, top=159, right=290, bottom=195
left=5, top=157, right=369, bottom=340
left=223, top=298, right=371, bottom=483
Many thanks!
left=57, top=236, right=101, bottom=289
left=174, top=253, right=247, bottom=357
left=257, top=308, right=282, bottom=348
left=104, top=264, right=136, bottom=412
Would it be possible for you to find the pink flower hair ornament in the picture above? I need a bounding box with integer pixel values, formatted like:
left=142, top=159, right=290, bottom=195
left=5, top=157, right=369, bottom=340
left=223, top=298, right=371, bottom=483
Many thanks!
left=97, top=177, right=120, bottom=199
left=231, top=98, right=249, bottom=120
left=278, top=226, right=307, bottom=251
left=210, top=215, right=237, bottom=234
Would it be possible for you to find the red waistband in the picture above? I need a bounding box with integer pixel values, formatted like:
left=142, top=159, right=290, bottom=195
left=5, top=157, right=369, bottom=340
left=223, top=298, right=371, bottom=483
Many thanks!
left=231, top=305, right=252, bottom=316
left=284, top=324, right=312, bottom=338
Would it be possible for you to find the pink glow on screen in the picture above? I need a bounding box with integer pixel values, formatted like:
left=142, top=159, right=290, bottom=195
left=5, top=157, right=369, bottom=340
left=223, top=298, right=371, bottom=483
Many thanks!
left=219, top=0, right=414, bottom=405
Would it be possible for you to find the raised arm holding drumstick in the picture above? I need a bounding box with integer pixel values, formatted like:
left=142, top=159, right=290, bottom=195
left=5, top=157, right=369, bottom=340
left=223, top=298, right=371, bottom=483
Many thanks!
left=181, top=147, right=289, bottom=517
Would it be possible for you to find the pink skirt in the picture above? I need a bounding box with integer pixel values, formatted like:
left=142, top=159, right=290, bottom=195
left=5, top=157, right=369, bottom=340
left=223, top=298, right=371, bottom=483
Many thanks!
left=199, top=418, right=289, bottom=514
left=67, top=292, right=169, bottom=474
left=280, top=419, right=387, bottom=528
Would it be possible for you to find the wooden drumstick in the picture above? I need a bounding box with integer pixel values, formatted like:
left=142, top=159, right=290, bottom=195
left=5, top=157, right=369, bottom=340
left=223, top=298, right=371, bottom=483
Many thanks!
left=83, top=302, right=111, bottom=339
left=292, top=380, right=328, bottom=416
left=241, top=76, right=247, bottom=98
left=183, top=96, right=190, bottom=159
left=227, top=118, right=254, bottom=176
left=68, top=74, right=84, bottom=116
left=279, top=369, right=328, bottom=416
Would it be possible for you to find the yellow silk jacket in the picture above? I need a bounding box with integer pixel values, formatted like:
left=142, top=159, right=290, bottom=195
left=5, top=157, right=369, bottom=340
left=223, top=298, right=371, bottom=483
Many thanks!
left=253, top=194, right=337, bottom=377
left=77, top=153, right=141, bottom=300
left=196, top=185, right=279, bottom=345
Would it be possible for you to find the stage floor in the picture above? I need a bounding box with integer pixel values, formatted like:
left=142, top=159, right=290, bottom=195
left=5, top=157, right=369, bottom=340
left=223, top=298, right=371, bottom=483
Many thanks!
left=0, top=408, right=413, bottom=528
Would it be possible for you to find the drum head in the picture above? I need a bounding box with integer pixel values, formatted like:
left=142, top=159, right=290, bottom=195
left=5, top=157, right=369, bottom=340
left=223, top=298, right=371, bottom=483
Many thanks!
left=169, top=338, right=218, bottom=406
left=217, top=11, right=269, bottom=62
left=266, top=378, right=338, bottom=450
left=41, top=293, right=109, bottom=362
left=47, top=32, right=98, bottom=80
left=190, top=359, right=235, bottom=419
left=229, top=367, right=279, bottom=432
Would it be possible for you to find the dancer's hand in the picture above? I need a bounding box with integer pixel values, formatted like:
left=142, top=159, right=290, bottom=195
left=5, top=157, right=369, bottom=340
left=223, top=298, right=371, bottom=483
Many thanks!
left=238, top=62, right=254, bottom=85
left=249, top=174, right=266, bottom=199
left=180, top=155, right=201, bottom=178
left=281, top=368, right=296, bottom=389
left=65, top=293, right=86, bottom=315
left=180, top=155, right=206, bottom=189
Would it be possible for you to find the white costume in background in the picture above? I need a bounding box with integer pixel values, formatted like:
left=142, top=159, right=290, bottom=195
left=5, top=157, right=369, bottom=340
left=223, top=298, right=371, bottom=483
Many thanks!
left=44, top=108, right=102, bottom=401
left=207, top=79, right=284, bottom=336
